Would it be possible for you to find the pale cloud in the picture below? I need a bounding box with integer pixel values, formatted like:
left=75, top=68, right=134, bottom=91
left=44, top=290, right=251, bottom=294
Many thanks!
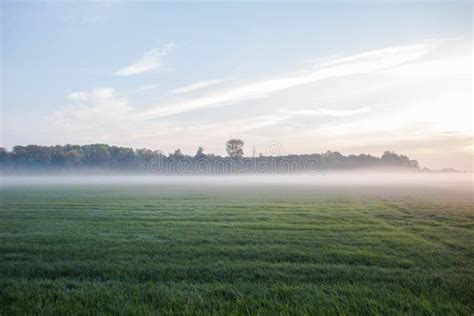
left=67, top=88, right=116, bottom=101
left=66, top=91, right=89, bottom=101
left=186, top=106, right=372, bottom=133
left=171, top=79, right=229, bottom=94
left=280, top=106, right=372, bottom=117
left=115, top=43, right=175, bottom=76
left=318, top=42, right=431, bottom=68
left=189, top=113, right=289, bottom=133
left=53, top=88, right=142, bottom=143
left=53, top=88, right=184, bottom=146
left=141, top=39, right=443, bottom=119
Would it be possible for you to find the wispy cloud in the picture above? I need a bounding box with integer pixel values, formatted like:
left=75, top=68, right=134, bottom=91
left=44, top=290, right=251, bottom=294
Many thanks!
left=115, top=43, right=175, bottom=76
left=67, top=88, right=116, bottom=101
left=189, top=106, right=374, bottom=133
left=171, top=79, right=229, bottom=94
left=141, top=40, right=442, bottom=119
left=280, top=106, right=372, bottom=118
left=54, top=88, right=142, bottom=143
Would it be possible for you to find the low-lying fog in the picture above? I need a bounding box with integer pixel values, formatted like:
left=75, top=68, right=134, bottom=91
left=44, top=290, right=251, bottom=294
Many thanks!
left=1, top=171, right=472, bottom=192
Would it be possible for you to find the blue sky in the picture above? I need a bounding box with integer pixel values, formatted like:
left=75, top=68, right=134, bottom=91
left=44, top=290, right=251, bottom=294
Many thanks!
left=1, top=1, right=472, bottom=169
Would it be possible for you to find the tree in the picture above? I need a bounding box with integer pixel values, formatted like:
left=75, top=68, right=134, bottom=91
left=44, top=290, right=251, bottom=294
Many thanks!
left=172, top=149, right=183, bottom=157
left=0, top=148, right=7, bottom=167
left=408, top=159, right=419, bottom=169
left=110, top=146, right=135, bottom=168
left=64, top=149, right=81, bottom=167
left=195, top=147, right=205, bottom=158
left=82, top=144, right=111, bottom=167
left=381, top=151, right=418, bottom=168
left=225, top=139, right=244, bottom=158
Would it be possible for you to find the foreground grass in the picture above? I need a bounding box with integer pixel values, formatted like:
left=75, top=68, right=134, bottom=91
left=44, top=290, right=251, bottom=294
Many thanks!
left=0, top=183, right=473, bottom=315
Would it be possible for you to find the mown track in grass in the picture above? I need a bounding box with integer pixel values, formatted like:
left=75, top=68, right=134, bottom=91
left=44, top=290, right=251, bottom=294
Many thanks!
left=0, top=184, right=473, bottom=315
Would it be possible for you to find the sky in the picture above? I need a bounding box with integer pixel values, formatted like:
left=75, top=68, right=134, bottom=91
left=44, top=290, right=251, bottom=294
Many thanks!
left=1, top=1, right=472, bottom=170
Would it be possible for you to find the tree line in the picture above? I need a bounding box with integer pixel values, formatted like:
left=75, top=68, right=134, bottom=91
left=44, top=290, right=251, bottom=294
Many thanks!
left=0, top=140, right=419, bottom=173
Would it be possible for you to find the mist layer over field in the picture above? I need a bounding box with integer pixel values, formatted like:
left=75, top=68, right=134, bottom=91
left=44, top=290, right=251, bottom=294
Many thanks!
left=2, top=171, right=472, bottom=194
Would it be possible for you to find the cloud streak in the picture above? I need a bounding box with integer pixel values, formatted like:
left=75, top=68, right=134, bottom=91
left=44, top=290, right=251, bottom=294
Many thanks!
left=115, top=43, right=175, bottom=76
left=141, top=40, right=441, bottom=119
left=280, top=106, right=372, bottom=118
left=171, top=79, right=228, bottom=94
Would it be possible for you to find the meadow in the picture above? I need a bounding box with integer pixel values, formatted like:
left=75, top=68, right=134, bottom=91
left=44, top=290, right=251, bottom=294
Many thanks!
left=0, top=179, right=473, bottom=315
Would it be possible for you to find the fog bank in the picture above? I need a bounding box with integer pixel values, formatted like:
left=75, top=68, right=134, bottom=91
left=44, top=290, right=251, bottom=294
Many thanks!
left=1, top=171, right=472, bottom=192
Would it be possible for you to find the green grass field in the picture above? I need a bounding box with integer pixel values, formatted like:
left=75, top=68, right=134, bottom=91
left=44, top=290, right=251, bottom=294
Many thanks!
left=0, top=182, right=473, bottom=315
